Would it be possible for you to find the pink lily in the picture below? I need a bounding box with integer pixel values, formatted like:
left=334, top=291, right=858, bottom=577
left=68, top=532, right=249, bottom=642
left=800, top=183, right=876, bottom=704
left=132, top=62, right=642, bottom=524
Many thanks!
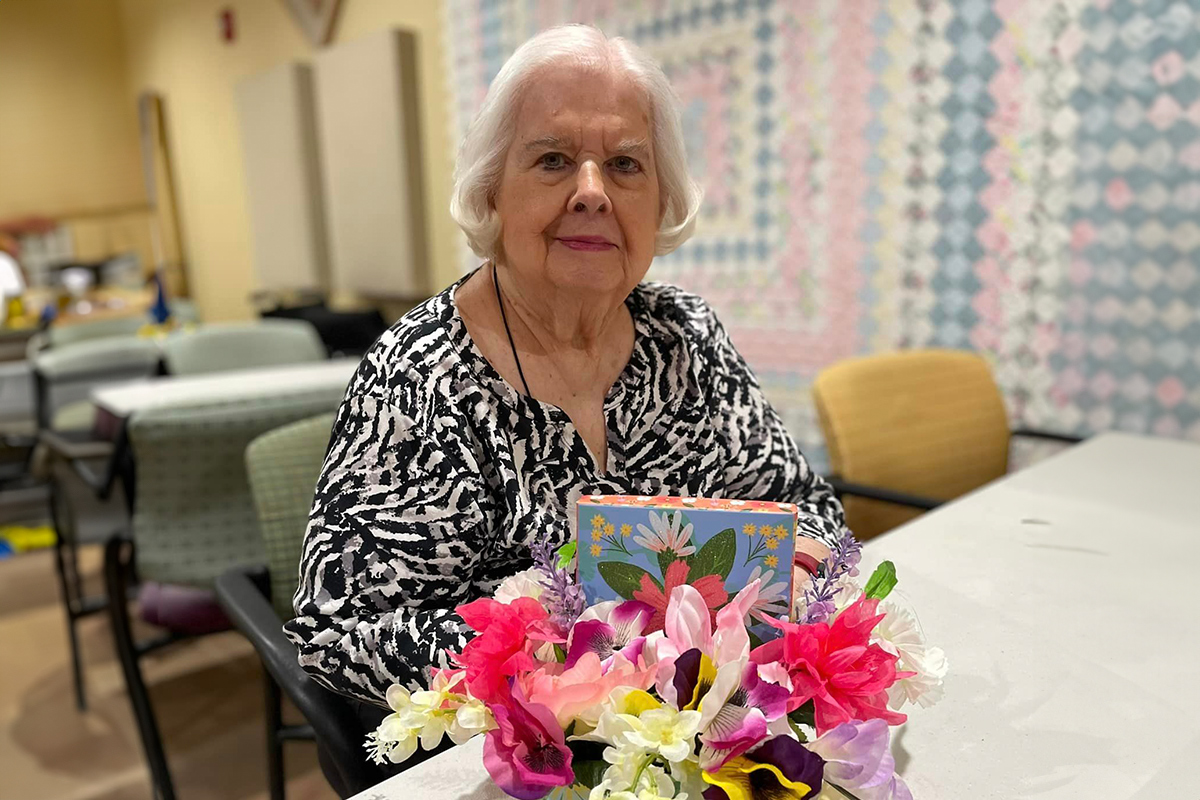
left=654, top=580, right=761, bottom=707
left=565, top=599, right=654, bottom=671
left=649, top=580, right=793, bottom=771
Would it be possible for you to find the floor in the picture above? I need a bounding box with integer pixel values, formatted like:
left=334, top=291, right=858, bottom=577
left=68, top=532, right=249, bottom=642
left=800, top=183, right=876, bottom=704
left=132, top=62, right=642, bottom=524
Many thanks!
left=0, top=545, right=339, bottom=800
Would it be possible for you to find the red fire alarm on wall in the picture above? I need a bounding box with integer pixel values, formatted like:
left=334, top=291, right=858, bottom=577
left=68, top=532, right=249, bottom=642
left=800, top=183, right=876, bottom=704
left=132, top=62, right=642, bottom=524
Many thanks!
left=219, top=8, right=236, bottom=43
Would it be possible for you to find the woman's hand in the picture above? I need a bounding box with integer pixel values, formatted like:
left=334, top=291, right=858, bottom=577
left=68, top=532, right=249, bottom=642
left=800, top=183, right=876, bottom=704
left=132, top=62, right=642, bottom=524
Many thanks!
left=794, top=535, right=831, bottom=580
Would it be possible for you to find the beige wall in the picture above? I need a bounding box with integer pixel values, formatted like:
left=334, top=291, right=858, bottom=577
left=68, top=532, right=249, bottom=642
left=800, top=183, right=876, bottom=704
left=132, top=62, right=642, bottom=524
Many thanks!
left=117, top=0, right=457, bottom=321
left=0, top=0, right=146, bottom=219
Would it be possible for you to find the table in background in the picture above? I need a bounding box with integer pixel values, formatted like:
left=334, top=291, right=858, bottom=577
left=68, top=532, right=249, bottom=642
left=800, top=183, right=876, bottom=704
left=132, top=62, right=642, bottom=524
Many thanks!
left=349, top=432, right=1200, bottom=800
left=90, top=358, right=358, bottom=436
left=37, top=358, right=360, bottom=508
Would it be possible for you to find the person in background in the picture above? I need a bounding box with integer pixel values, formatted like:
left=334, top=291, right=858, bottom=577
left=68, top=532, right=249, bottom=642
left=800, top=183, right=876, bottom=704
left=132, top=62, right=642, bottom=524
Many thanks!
left=286, top=24, right=845, bottom=706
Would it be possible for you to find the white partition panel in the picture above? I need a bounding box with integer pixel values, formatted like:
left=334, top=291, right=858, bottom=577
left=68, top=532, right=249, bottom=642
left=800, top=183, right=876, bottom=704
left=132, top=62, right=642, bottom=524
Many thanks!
left=313, top=29, right=428, bottom=299
left=235, top=62, right=329, bottom=292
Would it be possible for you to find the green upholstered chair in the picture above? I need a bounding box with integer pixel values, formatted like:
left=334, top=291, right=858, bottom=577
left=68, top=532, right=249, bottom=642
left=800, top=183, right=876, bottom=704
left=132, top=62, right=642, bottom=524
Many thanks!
left=31, top=335, right=161, bottom=432
left=216, top=413, right=392, bottom=799
left=162, top=319, right=327, bottom=376
left=245, top=413, right=335, bottom=619
left=41, top=315, right=148, bottom=349
left=104, top=390, right=345, bottom=800
left=31, top=335, right=162, bottom=711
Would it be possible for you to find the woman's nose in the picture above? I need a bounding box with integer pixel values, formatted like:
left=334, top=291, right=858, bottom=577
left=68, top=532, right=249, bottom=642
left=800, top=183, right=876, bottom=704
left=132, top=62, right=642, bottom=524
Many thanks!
left=568, top=161, right=610, bottom=215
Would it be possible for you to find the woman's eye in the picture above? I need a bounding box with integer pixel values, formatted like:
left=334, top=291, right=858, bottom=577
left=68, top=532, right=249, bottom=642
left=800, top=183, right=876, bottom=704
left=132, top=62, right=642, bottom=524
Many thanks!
left=539, top=153, right=567, bottom=170
left=611, top=156, right=640, bottom=173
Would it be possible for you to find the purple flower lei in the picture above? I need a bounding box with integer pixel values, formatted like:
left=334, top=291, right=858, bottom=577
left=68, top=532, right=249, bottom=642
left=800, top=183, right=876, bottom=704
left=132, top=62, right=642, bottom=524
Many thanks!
left=531, top=537, right=586, bottom=629
left=798, top=527, right=863, bottom=624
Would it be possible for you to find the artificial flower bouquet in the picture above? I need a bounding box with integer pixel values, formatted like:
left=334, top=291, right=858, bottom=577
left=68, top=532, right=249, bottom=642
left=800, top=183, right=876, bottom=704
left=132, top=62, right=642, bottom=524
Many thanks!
left=367, top=508, right=947, bottom=800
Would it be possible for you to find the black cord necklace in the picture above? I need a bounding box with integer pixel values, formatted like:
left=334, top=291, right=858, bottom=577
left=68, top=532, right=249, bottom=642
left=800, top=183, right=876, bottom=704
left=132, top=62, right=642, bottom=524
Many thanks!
left=492, top=264, right=533, bottom=397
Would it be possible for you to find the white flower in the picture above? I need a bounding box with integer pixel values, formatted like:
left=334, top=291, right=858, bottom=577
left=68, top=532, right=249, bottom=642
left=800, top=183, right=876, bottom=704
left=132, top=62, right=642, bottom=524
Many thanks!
left=633, top=510, right=696, bottom=556
left=871, top=597, right=948, bottom=709
left=372, top=672, right=493, bottom=761
left=590, top=746, right=679, bottom=799
left=449, top=695, right=492, bottom=744
left=620, top=707, right=702, bottom=764
left=368, top=684, right=423, bottom=763
left=831, top=576, right=864, bottom=613
left=745, top=566, right=790, bottom=620
left=493, top=568, right=546, bottom=604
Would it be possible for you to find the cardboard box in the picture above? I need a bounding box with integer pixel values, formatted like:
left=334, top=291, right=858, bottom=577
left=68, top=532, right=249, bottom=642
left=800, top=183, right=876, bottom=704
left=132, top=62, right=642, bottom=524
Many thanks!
left=576, top=495, right=798, bottom=641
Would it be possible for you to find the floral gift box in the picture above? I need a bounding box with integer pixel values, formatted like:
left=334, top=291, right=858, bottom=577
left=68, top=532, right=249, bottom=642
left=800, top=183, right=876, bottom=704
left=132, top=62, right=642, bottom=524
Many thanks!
left=575, top=495, right=798, bottom=641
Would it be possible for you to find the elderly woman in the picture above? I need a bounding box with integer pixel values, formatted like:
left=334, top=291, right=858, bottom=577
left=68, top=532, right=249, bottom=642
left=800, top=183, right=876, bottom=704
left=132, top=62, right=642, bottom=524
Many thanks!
left=285, top=25, right=845, bottom=705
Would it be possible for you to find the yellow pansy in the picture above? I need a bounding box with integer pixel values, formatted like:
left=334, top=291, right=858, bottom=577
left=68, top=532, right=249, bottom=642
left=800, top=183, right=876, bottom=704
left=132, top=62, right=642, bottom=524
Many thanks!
left=617, top=689, right=662, bottom=716
left=701, top=755, right=812, bottom=800
left=682, top=653, right=717, bottom=711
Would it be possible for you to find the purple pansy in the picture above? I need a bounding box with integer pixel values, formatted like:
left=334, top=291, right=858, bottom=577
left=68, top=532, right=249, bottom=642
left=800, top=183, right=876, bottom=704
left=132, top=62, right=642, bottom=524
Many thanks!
left=565, top=600, right=654, bottom=670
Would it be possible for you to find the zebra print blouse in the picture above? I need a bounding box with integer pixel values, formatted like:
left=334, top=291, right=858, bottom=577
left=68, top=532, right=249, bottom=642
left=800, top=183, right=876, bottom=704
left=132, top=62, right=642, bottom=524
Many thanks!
left=284, top=271, right=846, bottom=705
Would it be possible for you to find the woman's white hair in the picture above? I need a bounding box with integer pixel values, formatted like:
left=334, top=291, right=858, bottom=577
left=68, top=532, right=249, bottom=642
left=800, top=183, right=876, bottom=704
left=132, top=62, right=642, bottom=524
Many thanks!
left=449, top=25, right=703, bottom=261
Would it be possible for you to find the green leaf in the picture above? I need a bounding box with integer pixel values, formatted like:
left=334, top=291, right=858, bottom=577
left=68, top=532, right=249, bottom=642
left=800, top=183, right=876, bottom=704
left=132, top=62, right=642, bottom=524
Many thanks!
left=556, top=541, right=577, bottom=570
left=788, top=701, right=815, bottom=732
left=570, top=759, right=608, bottom=789
left=864, top=561, right=898, bottom=600
left=787, top=717, right=809, bottom=743
left=689, top=528, right=737, bottom=580
left=553, top=644, right=567, bottom=663
left=597, top=562, right=659, bottom=600
left=568, top=738, right=609, bottom=789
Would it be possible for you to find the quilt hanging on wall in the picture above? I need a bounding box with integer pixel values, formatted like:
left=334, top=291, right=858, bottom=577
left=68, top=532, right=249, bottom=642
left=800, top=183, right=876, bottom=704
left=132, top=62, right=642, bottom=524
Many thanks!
left=443, top=0, right=1200, bottom=466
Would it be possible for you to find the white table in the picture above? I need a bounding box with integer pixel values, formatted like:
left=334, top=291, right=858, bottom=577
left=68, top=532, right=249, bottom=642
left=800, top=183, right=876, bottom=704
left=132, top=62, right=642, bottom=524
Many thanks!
left=350, top=433, right=1200, bottom=800
left=91, top=358, right=359, bottom=419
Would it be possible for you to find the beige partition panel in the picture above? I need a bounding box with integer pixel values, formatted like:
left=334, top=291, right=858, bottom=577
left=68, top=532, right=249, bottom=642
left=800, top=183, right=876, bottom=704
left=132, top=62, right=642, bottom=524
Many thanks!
left=313, top=29, right=428, bottom=299
left=235, top=63, right=328, bottom=293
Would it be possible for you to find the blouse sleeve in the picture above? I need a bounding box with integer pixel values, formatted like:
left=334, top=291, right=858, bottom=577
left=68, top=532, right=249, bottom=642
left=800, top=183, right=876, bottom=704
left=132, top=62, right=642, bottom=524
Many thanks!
left=283, top=391, right=492, bottom=705
left=708, top=316, right=846, bottom=551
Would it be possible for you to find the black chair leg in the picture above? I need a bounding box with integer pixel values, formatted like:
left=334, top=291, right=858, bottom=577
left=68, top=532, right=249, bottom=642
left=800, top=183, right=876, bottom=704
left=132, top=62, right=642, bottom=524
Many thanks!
left=49, top=476, right=87, bottom=711
left=104, top=535, right=177, bottom=800
left=52, top=533, right=87, bottom=711
left=264, top=671, right=287, bottom=800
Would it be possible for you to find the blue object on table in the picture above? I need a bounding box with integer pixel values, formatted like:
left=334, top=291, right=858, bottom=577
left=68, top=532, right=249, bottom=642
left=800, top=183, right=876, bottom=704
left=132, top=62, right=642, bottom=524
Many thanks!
left=149, top=270, right=171, bottom=325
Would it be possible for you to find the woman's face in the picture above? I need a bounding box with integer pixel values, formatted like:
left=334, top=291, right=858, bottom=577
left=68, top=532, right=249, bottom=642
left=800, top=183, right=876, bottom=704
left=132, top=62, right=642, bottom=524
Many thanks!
left=494, top=64, right=661, bottom=297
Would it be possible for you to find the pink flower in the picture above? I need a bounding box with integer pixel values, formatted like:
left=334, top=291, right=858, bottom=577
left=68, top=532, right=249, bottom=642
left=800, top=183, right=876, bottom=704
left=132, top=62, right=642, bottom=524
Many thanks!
left=483, top=683, right=574, bottom=800
left=751, top=597, right=911, bottom=734
left=521, top=651, right=655, bottom=728
left=453, top=597, right=555, bottom=706
left=654, top=581, right=761, bottom=709
left=633, top=560, right=727, bottom=633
